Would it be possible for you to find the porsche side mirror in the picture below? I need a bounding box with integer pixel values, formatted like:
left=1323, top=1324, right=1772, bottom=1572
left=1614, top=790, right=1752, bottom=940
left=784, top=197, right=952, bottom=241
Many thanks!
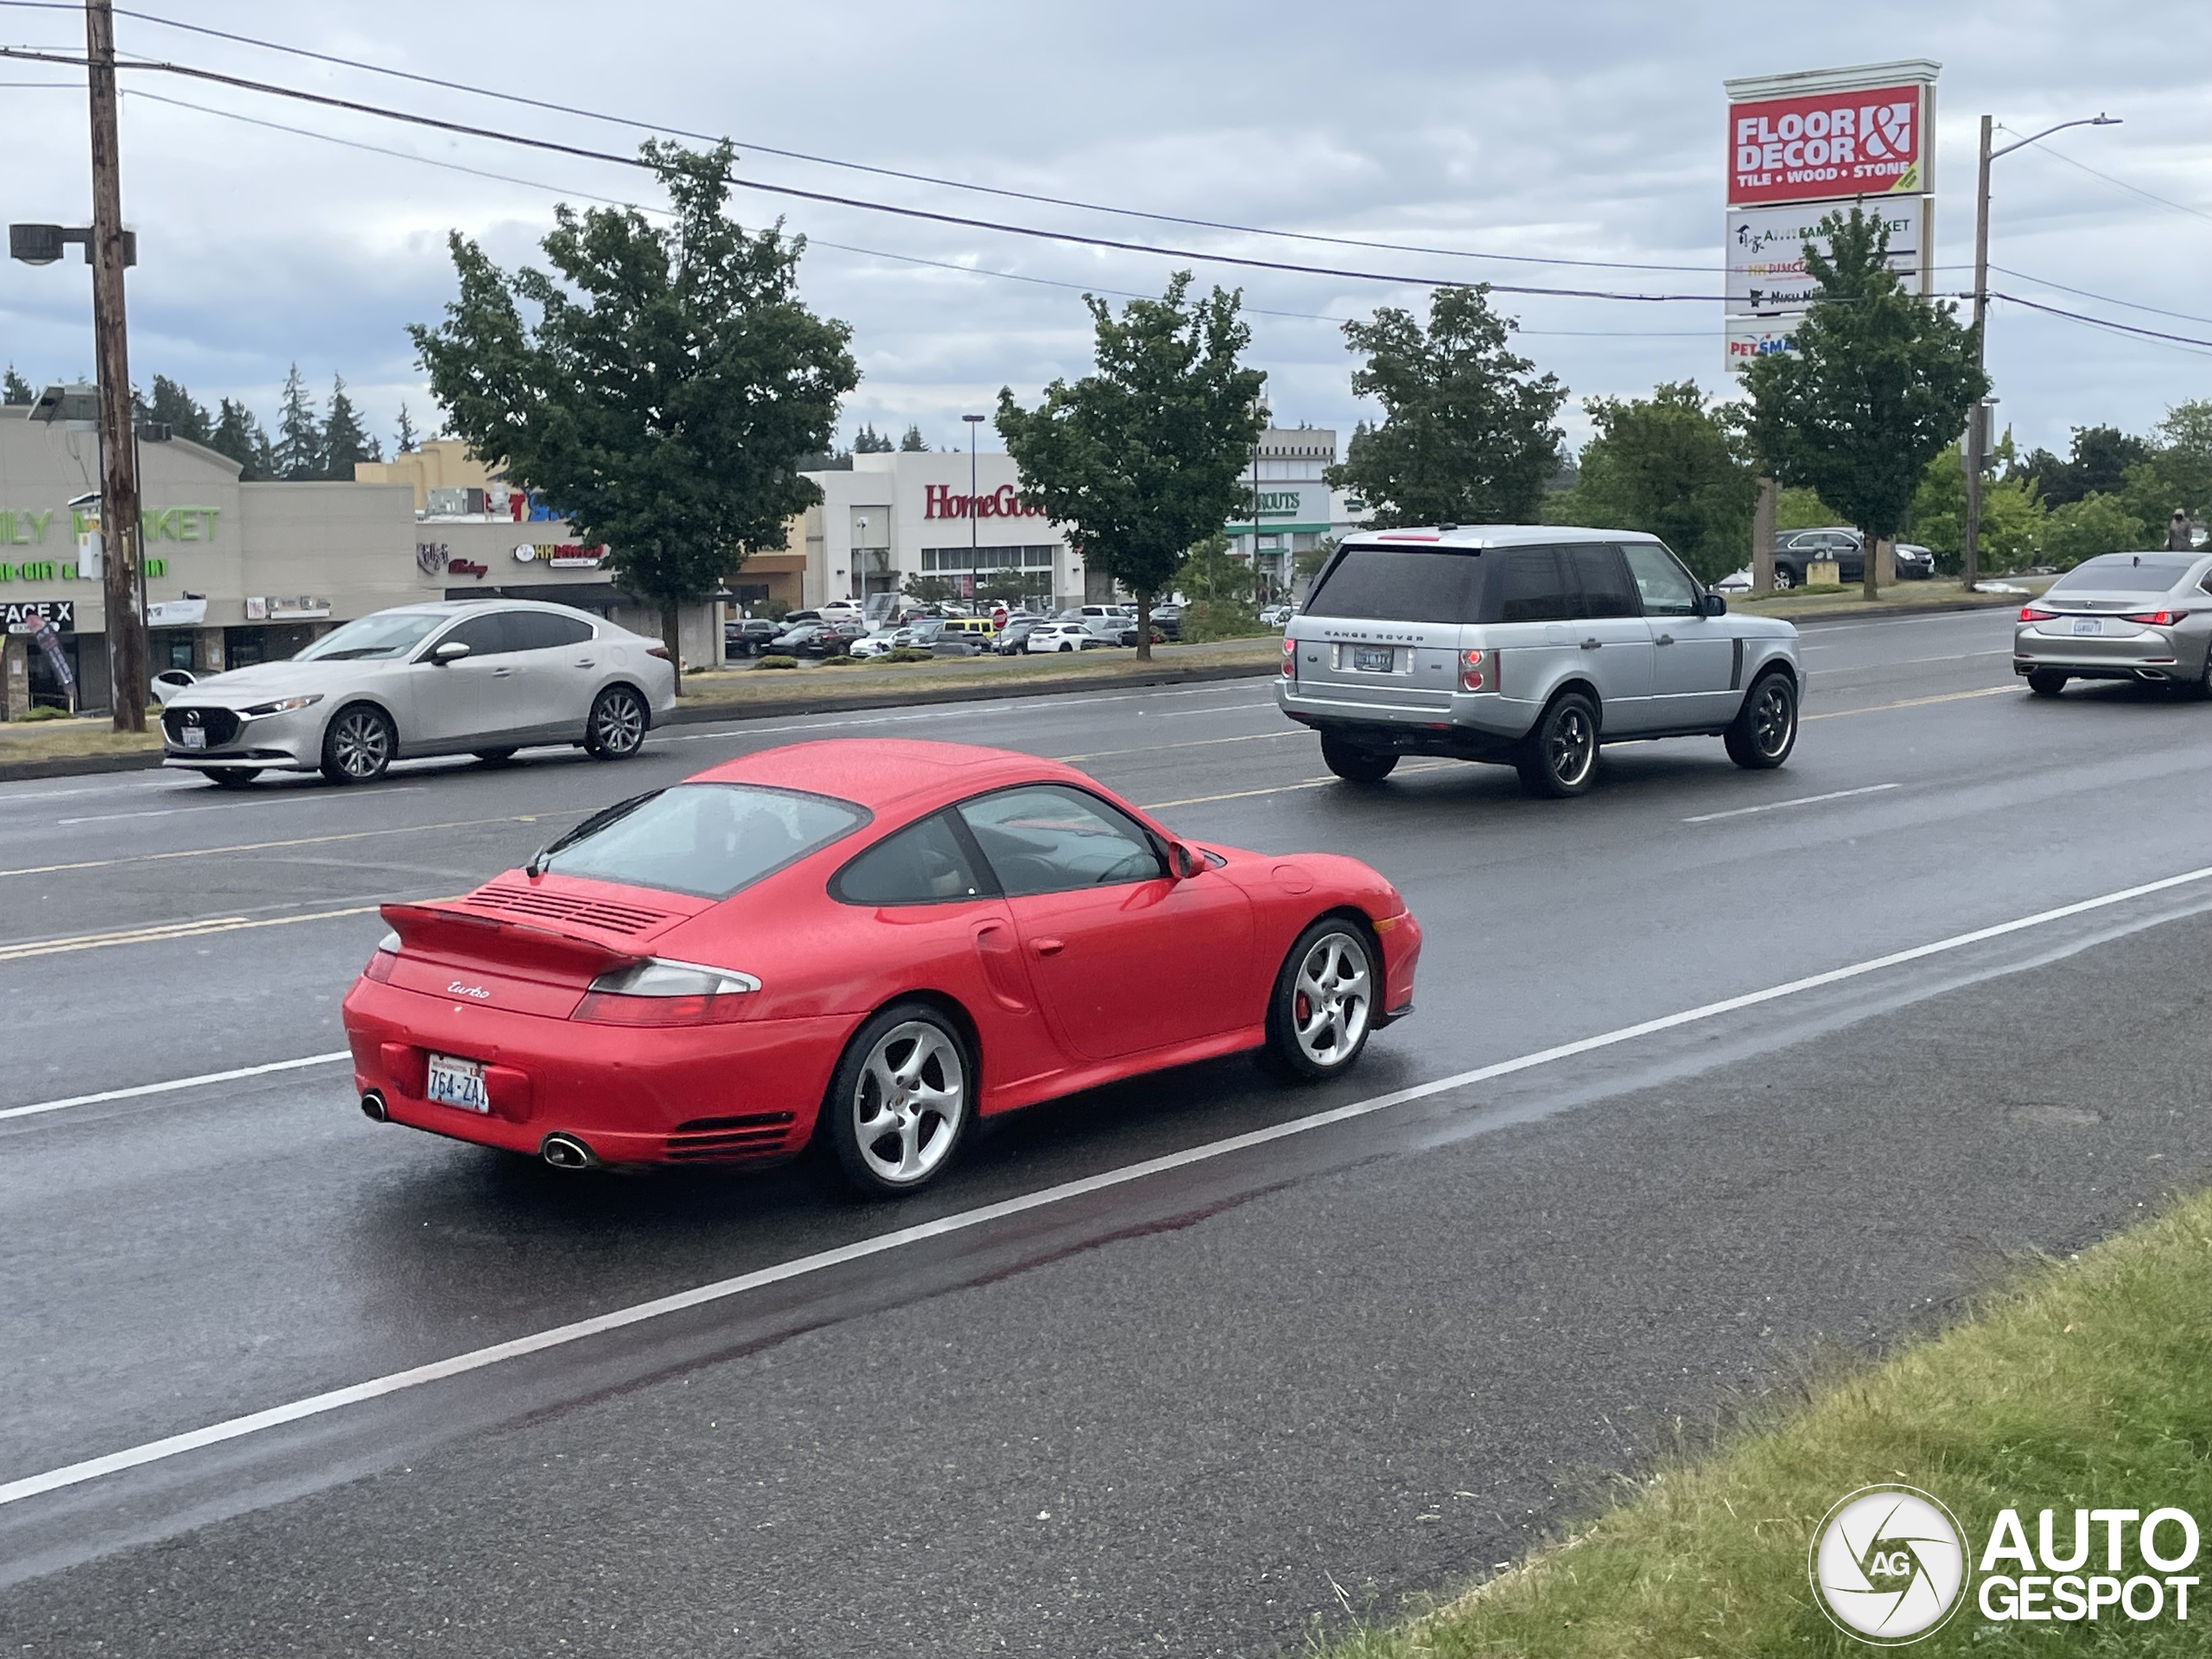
left=432, top=640, right=471, bottom=664
left=1167, top=841, right=1203, bottom=880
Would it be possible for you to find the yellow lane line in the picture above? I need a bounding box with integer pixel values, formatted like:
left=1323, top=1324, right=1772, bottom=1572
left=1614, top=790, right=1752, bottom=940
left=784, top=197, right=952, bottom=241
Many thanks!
left=1804, top=683, right=2015, bottom=721
left=0, top=812, right=575, bottom=880
left=0, top=904, right=383, bottom=963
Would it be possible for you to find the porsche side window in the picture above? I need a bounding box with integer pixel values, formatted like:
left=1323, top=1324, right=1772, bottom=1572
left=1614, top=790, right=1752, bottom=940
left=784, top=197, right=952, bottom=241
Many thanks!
left=957, top=785, right=1166, bottom=896
left=833, top=812, right=989, bottom=906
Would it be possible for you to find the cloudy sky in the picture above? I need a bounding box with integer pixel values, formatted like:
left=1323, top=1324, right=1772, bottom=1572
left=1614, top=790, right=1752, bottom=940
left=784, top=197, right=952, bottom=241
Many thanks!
left=2, top=0, right=2206, bottom=464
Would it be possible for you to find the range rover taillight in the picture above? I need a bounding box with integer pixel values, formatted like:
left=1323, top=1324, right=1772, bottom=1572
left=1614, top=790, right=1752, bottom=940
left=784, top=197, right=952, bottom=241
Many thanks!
left=1281, top=636, right=1295, bottom=677
left=1459, top=648, right=1498, bottom=692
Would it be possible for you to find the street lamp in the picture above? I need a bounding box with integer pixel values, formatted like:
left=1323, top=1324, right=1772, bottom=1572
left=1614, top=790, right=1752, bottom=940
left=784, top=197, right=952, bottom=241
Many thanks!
left=963, top=413, right=986, bottom=606
left=1961, top=111, right=2120, bottom=591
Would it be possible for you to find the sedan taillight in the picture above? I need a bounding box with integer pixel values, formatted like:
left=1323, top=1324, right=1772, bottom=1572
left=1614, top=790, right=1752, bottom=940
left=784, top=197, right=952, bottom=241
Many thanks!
left=571, top=957, right=760, bottom=1027
left=2020, top=605, right=2057, bottom=622
left=2122, top=609, right=2181, bottom=626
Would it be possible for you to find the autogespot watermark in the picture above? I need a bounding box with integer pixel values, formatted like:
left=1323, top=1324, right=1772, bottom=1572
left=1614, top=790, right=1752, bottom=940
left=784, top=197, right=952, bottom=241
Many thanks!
left=1810, top=1485, right=2203, bottom=1644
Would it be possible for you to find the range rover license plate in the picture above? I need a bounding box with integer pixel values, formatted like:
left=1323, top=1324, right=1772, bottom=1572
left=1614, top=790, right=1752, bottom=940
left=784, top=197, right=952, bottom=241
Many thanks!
left=426, top=1052, right=489, bottom=1113
left=1352, top=645, right=1394, bottom=673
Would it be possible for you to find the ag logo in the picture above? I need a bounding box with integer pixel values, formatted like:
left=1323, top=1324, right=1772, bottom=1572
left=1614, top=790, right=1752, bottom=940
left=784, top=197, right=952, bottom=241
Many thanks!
left=1810, top=1485, right=1968, bottom=1644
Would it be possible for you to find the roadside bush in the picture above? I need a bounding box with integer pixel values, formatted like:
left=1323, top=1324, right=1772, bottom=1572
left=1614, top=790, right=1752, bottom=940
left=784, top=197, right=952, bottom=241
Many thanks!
left=2044, top=491, right=2148, bottom=569
left=819, top=654, right=861, bottom=667
left=12, top=705, right=73, bottom=721
left=1178, top=600, right=1268, bottom=643
left=880, top=646, right=937, bottom=664
left=754, top=654, right=799, bottom=670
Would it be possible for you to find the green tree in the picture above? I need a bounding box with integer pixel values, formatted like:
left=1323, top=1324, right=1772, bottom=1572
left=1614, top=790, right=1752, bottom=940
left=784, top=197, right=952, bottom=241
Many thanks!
left=394, top=404, right=419, bottom=454
left=1, top=365, right=33, bottom=406
left=147, top=374, right=213, bottom=443
left=1173, top=532, right=1258, bottom=606
left=899, top=574, right=960, bottom=606
left=209, top=397, right=273, bottom=480
left=2023, top=424, right=2150, bottom=509
left=853, top=423, right=893, bottom=453
left=1325, top=285, right=1566, bottom=528
left=2044, top=493, right=2148, bottom=569
left=321, top=375, right=381, bottom=477
left=411, top=140, right=860, bottom=688
left=1294, top=534, right=1336, bottom=593
left=1775, top=486, right=1842, bottom=532
left=898, top=423, right=930, bottom=452
left=2119, top=401, right=2212, bottom=530
left=1744, top=208, right=1989, bottom=599
left=1908, top=448, right=2044, bottom=573
left=1546, top=380, right=1756, bottom=583
left=995, top=271, right=1267, bottom=661
left=271, top=363, right=324, bottom=480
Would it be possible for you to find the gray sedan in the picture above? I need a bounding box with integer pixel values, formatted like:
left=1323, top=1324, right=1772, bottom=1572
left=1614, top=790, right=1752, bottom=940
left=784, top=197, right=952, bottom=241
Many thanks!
left=2013, top=551, right=2212, bottom=696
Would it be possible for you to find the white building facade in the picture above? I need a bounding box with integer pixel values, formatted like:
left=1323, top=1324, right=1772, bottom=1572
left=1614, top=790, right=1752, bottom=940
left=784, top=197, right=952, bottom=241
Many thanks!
left=1224, top=428, right=1368, bottom=599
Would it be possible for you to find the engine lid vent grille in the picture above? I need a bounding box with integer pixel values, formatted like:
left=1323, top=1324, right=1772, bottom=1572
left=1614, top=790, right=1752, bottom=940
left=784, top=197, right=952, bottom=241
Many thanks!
left=461, top=883, right=676, bottom=937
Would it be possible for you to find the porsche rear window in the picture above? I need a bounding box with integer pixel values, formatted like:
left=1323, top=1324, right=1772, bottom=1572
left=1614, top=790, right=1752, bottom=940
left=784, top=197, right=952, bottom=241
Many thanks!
left=2049, top=554, right=2196, bottom=594
left=1303, top=548, right=1480, bottom=623
left=539, top=784, right=868, bottom=899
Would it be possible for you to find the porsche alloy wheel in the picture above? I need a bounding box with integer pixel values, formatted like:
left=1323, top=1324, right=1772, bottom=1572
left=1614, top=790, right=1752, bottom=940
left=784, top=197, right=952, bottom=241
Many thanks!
left=1264, top=920, right=1376, bottom=1082
left=827, top=1004, right=973, bottom=1195
left=586, top=685, right=649, bottom=759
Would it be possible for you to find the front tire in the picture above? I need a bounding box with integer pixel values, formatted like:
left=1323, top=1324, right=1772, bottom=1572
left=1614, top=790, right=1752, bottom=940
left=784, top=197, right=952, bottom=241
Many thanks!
left=200, top=768, right=260, bottom=789
left=1770, top=564, right=1798, bottom=591
left=2026, top=670, right=2069, bottom=698
left=1320, top=736, right=1398, bottom=784
left=1725, top=671, right=1798, bottom=769
left=585, top=684, right=649, bottom=759
left=319, top=703, right=394, bottom=785
left=1516, top=691, right=1599, bottom=798
left=1263, top=919, right=1377, bottom=1082
left=823, top=1002, right=973, bottom=1197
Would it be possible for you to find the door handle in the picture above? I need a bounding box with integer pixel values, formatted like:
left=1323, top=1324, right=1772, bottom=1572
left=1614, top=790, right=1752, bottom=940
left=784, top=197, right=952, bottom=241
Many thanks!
left=574, top=658, right=595, bottom=668
left=1033, top=938, right=1065, bottom=957
left=490, top=666, right=514, bottom=677
left=1580, top=638, right=1602, bottom=650
left=1655, top=633, right=1675, bottom=646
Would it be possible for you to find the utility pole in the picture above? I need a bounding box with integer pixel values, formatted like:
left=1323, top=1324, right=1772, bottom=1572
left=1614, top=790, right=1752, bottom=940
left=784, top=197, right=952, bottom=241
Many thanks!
left=85, top=0, right=147, bottom=732
left=963, top=412, right=984, bottom=604
left=1961, top=114, right=1993, bottom=595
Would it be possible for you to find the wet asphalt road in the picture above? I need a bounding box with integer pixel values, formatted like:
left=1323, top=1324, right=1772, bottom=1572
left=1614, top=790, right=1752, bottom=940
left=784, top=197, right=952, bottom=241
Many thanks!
left=7, top=607, right=2212, bottom=1655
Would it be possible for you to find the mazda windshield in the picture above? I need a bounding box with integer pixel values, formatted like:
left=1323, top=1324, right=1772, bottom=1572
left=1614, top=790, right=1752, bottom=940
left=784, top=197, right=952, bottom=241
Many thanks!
left=296, top=611, right=448, bottom=662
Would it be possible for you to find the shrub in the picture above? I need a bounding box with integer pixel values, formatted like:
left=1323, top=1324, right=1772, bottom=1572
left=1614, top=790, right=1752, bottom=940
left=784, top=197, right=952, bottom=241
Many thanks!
left=754, top=654, right=799, bottom=670
left=13, top=704, right=74, bottom=721
left=2044, top=491, right=2148, bottom=569
left=881, top=646, right=938, bottom=664
left=820, top=653, right=862, bottom=666
left=1177, top=600, right=1268, bottom=643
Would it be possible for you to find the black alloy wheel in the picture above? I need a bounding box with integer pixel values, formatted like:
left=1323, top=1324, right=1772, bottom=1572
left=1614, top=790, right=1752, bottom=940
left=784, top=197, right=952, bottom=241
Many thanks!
left=585, top=685, right=649, bottom=759
left=319, top=703, right=395, bottom=785
left=2027, top=670, right=2069, bottom=699
left=1725, top=671, right=1798, bottom=769
left=201, top=769, right=261, bottom=789
left=1320, top=736, right=1398, bottom=784
left=1516, top=691, right=1600, bottom=798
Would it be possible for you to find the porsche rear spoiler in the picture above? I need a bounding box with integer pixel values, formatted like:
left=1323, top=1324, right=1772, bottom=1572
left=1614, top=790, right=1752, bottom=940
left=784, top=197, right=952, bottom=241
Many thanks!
left=379, top=901, right=641, bottom=982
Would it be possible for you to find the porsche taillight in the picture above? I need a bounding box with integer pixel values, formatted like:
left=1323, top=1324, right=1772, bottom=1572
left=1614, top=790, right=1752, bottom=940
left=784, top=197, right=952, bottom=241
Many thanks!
left=569, top=957, right=761, bottom=1027
left=362, top=928, right=400, bottom=983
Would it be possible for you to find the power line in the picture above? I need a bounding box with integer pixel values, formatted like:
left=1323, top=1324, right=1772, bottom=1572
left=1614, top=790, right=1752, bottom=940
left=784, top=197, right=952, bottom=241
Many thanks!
left=2029, top=140, right=2212, bottom=227
left=1991, top=264, right=2212, bottom=330
left=1993, top=292, right=2212, bottom=355
left=0, top=43, right=1728, bottom=302
left=91, top=2, right=1729, bottom=278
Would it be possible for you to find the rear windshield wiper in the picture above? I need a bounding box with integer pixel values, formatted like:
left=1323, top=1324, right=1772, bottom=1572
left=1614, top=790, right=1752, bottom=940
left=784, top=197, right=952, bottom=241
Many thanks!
left=525, top=790, right=663, bottom=877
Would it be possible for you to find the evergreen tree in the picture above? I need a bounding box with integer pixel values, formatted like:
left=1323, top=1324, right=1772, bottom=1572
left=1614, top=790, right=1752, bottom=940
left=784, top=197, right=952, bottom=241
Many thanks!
left=898, top=423, right=930, bottom=452
left=394, top=403, right=419, bottom=453
left=321, top=375, right=381, bottom=476
left=210, top=397, right=274, bottom=480
left=2, top=365, right=33, bottom=405
left=148, top=375, right=213, bottom=444
left=271, top=363, right=324, bottom=480
left=853, top=422, right=893, bottom=452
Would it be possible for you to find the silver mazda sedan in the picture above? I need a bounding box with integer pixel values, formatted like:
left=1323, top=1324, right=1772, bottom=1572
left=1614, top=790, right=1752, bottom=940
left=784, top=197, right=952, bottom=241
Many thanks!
left=2013, top=551, right=2212, bottom=696
left=160, top=599, right=678, bottom=786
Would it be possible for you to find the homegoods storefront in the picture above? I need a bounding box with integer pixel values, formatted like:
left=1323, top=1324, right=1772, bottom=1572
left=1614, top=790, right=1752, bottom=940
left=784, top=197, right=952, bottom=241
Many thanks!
left=0, top=407, right=712, bottom=711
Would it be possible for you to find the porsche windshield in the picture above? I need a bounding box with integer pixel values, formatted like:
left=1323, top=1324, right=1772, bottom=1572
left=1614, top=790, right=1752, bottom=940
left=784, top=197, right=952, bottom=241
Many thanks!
left=539, top=784, right=868, bottom=899
left=295, top=612, right=448, bottom=662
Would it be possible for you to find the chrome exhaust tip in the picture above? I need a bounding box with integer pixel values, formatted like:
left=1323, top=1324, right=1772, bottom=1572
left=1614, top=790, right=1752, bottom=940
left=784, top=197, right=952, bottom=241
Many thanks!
left=540, top=1132, right=597, bottom=1170
left=360, top=1090, right=389, bottom=1122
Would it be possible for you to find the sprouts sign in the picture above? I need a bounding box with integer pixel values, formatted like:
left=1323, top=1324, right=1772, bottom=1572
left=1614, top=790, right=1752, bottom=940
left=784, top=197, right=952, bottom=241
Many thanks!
left=1721, top=60, right=1939, bottom=372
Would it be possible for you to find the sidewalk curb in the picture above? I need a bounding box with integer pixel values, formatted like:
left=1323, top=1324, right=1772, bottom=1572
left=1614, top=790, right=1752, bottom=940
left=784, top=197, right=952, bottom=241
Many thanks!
left=0, top=658, right=1283, bottom=786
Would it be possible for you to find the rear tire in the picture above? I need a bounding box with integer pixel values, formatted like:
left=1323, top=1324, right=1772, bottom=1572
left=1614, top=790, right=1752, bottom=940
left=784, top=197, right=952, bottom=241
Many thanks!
left=1320, top=737, right=1397, bottom=784
left=1770, top=564, right=1797, bottom=591
left=1262, top=918, right=1378, bottom=1082
left=201, top=768, right=260, bottom=789
left=585, top=685, right=649, bottom=759
left=1516, top=692, right=1599, bottom=798
left=822, top=1001, right=973, bottom=1198
left=2026, top=670, right=2068, bottom=698
left=1725, top=671, right=1797, bottom=769
left=319, top=703, right=394, bottom=785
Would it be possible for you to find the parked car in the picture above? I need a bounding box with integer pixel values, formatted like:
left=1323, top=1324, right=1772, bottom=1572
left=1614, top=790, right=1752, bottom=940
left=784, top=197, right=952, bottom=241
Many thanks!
left=993, top=618, right=1044, bottom=655
left=1773, top=528, right=1865, bottom=588
left=2013, top=550, right=2212, bottom=696
left=1058, top=604, right=1129, bottom=639
left=1278, top=527, right=1802, bottom=798
left=1893, top=543, right=1936, bottom=581
left=1116, top=624, right=1167, bottom=647
left=847, top=626, right=907, bottom=659
left=1027, top=621, right=1115, bottom=653
left=150, top=668, right=197, bottom=703
left=344, top=739, right=1422, bottom=1195
left=903, top=620, right=985, bottom=657
left=725, top=618, right=782, bottom=658
left=1149, top=603, right=1183, bottom=641
left=159, top=599, right=676, bottom=787
left=937, top=617, right=1000, bottom=646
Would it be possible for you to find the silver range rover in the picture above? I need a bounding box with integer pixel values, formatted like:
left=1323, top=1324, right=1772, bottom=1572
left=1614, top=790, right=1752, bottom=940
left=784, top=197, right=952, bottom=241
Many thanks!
left=1275, top=527, right=1804, bottom=798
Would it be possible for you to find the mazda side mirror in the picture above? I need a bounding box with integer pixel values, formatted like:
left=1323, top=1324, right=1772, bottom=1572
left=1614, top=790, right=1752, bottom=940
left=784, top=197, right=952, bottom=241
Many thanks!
left=1701, top=592, right=1727, bottom=617
left=432, top=640, right=471, bottom=664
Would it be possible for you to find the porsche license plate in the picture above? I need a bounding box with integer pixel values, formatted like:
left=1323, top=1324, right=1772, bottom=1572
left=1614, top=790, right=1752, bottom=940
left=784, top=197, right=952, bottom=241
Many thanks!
left=2071, top=618, right=2101, bottom=635
left=426, top=1052, right=489, bottom=1113
left=178, top=727, right=207, bottom=749
left=1352, top=645, right=1394, bottom=673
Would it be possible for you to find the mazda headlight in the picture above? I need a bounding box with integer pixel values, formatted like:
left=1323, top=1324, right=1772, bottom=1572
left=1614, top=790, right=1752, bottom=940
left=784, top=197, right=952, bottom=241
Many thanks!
left=239, top=695, right=324, bottom=717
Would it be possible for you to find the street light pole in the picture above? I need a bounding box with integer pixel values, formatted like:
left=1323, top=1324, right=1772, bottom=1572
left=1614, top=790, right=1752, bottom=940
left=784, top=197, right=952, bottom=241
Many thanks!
left=963, top=412, right=984, bottom=605
left=86, top=0, right=147, bottom=732
left=1961, top=111, right=2119, bottom=593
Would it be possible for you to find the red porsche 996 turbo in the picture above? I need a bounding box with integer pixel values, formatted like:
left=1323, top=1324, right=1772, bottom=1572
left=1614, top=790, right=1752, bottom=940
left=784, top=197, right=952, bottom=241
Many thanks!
left=342, top=739, right=1421, bottom=1195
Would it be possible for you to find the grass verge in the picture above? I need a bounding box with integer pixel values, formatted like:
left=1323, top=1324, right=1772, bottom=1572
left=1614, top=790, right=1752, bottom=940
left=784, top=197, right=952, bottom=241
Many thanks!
left=0, top=717, right=163, bottom=760
left=1325, top=1185, right=2212, bottom=1657
left=1732, top=577, right=2052, bottom=620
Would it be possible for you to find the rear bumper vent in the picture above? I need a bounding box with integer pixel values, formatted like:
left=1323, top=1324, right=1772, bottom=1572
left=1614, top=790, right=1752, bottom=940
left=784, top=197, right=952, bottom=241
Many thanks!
left=664, top=1112, right=797, bottom=1162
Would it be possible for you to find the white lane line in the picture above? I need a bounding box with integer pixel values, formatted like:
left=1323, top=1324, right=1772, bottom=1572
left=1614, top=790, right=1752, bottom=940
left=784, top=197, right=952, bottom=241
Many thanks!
left=9, top=856, right=2212, bottom=1509
left=1683, top=783, right=1900, bottom=823
left=55, top=786, right=426, bottom=827
left=0, top=1052, right=352, bottom=1123
left=1798, top=648, right=2011, bottom=667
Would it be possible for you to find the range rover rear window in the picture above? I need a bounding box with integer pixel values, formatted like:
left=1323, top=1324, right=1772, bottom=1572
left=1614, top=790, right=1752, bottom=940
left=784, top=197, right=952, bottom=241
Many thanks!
left=1302, top=547, right=1480, bottom=623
